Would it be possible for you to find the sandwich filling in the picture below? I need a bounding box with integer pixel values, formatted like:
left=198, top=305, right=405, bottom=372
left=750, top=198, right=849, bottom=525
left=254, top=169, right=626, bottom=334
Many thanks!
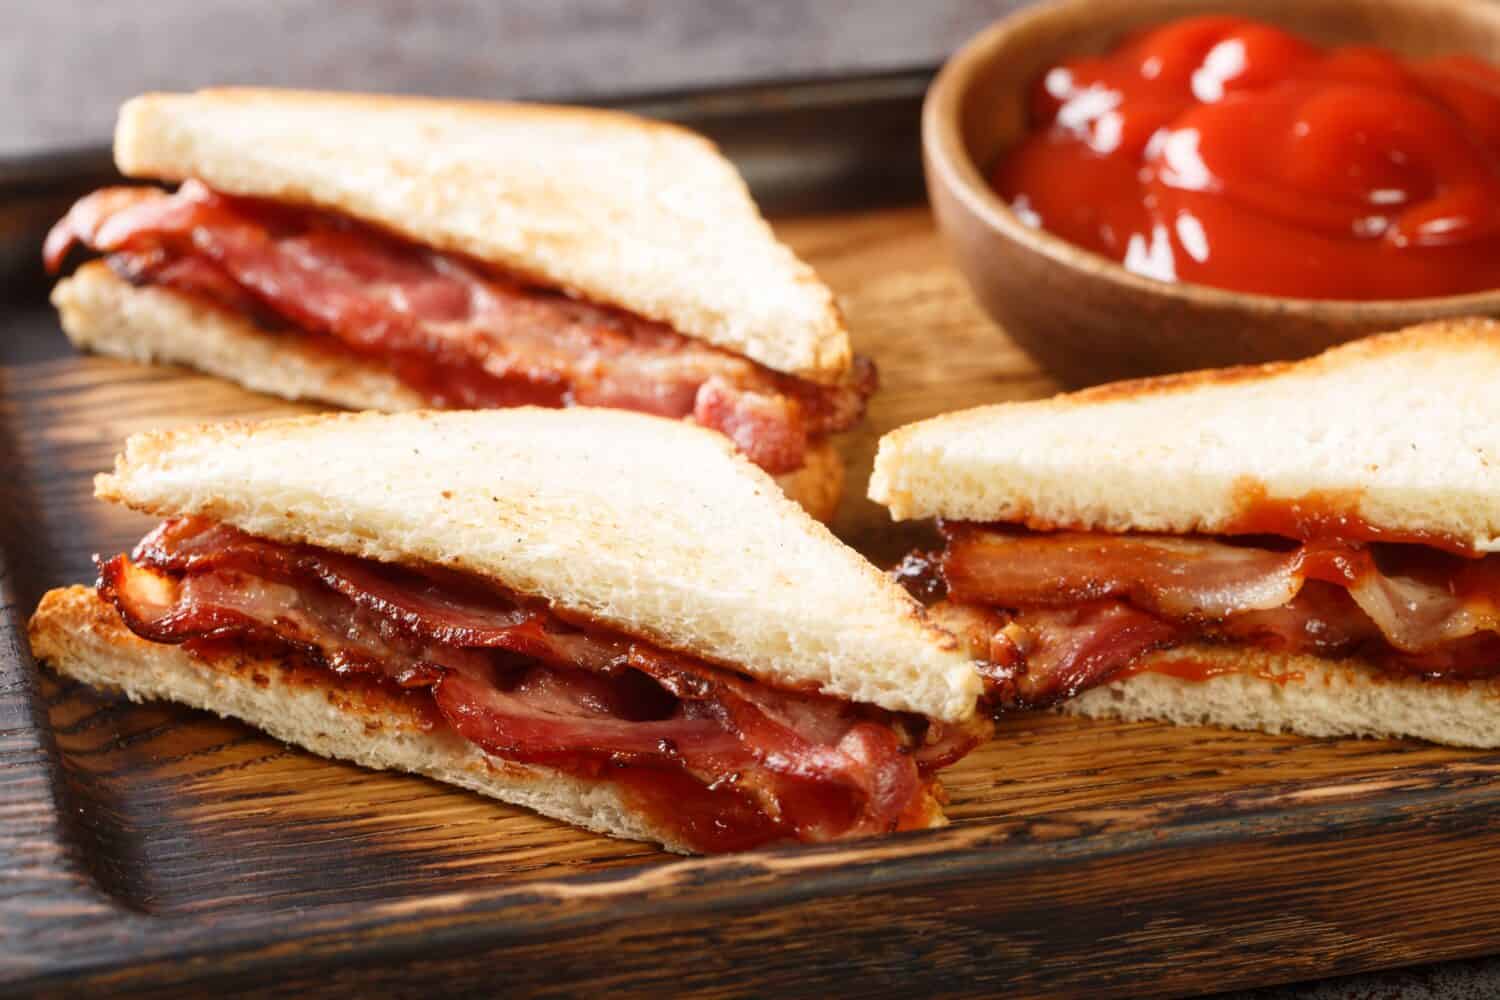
left=45, top=182, right=874, bottom=475
left=898, top=522, right=1500, bottom=710
left=99, top=517, right=983, bottom=851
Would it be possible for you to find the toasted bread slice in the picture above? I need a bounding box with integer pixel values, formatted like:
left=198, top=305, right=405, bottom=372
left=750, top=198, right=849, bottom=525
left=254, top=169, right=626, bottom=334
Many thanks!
left=1065, top=644, right=1500, bottom=748
left=114, top=88, right=850, bottom=383
left=54, top=261, right=425, bottom=411
left=95, top=408, right=980, bottom=722
left=869, top=320, right=1500, bottom=552
left=29, top=586, right=717, bottom=851
left=776, top=436, right=844, bottom=526
left=51, top=263, right=844, bottom=522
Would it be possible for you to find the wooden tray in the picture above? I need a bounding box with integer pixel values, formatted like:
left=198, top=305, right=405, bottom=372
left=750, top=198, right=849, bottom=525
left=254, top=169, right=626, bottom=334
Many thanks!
left=5, top=73, right=1500, bottom=999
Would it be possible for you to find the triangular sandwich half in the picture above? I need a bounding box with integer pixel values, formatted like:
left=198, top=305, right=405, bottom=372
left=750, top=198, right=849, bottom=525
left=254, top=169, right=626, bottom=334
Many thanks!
left=870, top=320, right=1500, bottom=747
left=43, top=88, right=873, bottom=520
left=31, top=408, right=985, bottom=852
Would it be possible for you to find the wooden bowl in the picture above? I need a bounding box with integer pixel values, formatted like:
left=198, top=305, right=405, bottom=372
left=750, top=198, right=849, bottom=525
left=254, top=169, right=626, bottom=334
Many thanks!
left=922, top=0, right=1500, bottom=387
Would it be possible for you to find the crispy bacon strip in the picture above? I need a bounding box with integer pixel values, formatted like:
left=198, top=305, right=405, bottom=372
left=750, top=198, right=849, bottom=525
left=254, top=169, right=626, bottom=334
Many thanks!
left=907, top=526, right=1500, bottom=710
left=46, top=184, right=876, bottom=474
left=942, top=526, right=1500, bottom=657
left=102, top=518, right=983, bottom=849
left=943, top=529, right=1314, bottom=619
left=928, top=598, right=1179, bottom=709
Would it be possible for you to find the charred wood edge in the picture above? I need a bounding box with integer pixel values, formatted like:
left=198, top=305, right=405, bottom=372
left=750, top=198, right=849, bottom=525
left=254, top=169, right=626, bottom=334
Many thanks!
left=0, top=68, right=934, bottom=295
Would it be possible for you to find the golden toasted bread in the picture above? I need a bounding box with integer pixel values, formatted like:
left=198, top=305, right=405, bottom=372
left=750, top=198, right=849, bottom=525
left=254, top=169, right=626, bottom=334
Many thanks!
left=96, top=407, right=981, bottom=722
left=30, top=586, right=713, bottom=851
left=52, top=263, right=845, bottom=520
left=1068, top=644, right=1500, bottom=747
left=871, top=320, right=1500, bottom=552
left=116, top=88, right=850, bottom=382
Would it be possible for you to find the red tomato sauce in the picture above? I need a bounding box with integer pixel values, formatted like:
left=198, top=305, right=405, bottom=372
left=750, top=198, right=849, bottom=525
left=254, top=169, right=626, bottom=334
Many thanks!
left=991, top=15, right=1500, bottom=299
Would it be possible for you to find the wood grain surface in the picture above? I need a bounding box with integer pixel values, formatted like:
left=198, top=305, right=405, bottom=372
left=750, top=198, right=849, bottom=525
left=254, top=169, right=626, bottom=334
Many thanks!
left=8, top=203, right=1500, bottom=997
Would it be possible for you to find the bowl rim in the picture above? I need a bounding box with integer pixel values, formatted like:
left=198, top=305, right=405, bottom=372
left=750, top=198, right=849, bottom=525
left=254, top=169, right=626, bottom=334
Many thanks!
left=921, top=0, right=1500, bottom=318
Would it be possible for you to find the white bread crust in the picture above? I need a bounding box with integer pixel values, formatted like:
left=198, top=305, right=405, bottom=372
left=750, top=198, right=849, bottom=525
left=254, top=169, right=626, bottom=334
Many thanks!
left=54, top=263, right=844, bottom=521
left=114, top=88, right=850, bottom=382
left=870, top=320, right=1500, bottom=552
left=29, top=586, right=697, bottom=851
left=1067, top=644, right=1500, bottom=748
left=53, top=261, right=427, bottom=411
left=94, top=408, right=981, bottom=722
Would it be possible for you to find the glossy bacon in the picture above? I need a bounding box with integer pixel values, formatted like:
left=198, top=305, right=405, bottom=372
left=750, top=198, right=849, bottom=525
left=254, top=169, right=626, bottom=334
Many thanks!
left=46, top=184, right=875, bottom=474
left=942, top=528, right=1311, bottom=619
left=102, top=518, right=981, bottom=848
left=929, top=599, right=1178, bottom=709
left=944, top=525, right=1500, bottom=657
left=931, top=525, right=1500, bottom=708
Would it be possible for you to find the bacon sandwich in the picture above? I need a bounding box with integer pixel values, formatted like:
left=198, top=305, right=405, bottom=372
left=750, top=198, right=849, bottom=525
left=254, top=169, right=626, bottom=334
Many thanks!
left=870, top=320, right=1500, bottom=747
left=43, top=89, right=872, bottom=520
left=29, top=408, right=985, bottom=852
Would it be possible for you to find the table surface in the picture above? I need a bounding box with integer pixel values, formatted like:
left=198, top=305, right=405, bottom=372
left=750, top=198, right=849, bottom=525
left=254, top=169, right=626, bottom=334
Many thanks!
left=8, top=3, right=1497, bottom=997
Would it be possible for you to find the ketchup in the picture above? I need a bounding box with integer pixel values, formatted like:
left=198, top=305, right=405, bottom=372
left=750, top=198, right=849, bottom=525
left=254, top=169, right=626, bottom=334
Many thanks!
left=992, top=16, right=1500, bottom=299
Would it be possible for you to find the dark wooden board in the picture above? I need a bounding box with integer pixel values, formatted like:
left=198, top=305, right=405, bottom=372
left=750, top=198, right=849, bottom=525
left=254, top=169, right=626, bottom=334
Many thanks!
left=5, top=73, right=1500, bottom=999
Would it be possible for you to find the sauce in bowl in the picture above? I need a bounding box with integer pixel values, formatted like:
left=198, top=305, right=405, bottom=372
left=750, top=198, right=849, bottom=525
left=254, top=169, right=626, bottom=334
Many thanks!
left=992, top=15, right=1500, bottom=299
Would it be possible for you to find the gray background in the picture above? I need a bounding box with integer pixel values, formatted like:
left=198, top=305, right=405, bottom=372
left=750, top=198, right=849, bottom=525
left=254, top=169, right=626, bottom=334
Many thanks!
left=7, top=2, right=1497, bottom=996
left=6, top=0, right=1018, bottom=157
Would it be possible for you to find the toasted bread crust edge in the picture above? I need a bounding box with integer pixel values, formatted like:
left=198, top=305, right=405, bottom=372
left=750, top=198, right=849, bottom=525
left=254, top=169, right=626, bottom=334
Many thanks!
left=1061, top=319, right=1500, bottom=406
left=31, top=586, right=949, bottom=847
left=113, top=88, right=852, bottom=383
left=869, top=318, right=1500, bottom=550
left=881, top=319, right=1500, bottom=448
left=777, top=440, right=845, bottom=525
left=28, top=586, right=699, bottom=851
left=53, top=264, right=845, bottom=521
left=53, top=262, right=428, bottom=411
left=1066, top=643, right=1500, bottom=747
